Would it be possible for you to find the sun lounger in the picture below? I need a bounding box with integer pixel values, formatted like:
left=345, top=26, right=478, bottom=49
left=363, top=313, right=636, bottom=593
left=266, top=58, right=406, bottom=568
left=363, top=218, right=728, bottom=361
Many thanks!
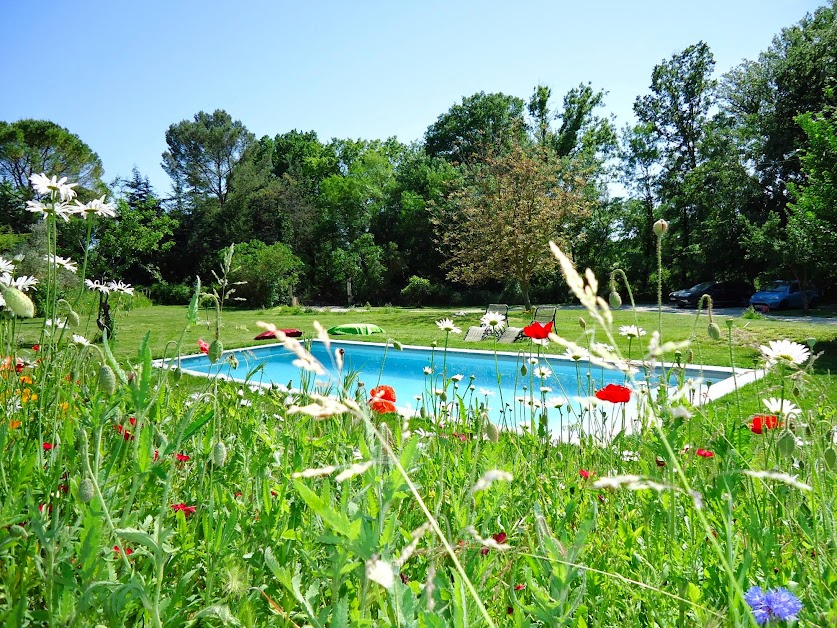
left=464, top=325, right=488, bottom=342
left=463, top=303, right=510, bottom=342
left=497, top=326, right=523, bottom=343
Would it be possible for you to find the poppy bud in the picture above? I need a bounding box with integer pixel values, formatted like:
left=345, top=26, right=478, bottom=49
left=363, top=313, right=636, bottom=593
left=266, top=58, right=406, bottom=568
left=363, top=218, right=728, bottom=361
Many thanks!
left=9, top=524, right=28, bottom=539
left=777, top=431, right=795, bottom=458
left=707, top=323, right=721, bottom=341
left=653, top=219, right=669, bottom=237
left=98, top=364, right=116, bottom=396
left=78, top=477, right=95, bottom=503
left=0, top=284, right=35, bottom=318
left=67, top=309, right=80, bottom=328
left=608, top=291, right=622, bottom=309
left=208, top=340, right=223, bottom=364
left=212, top=441, right=228, bottom=467
left=578, top=317, right=587, bottom=330
left=520, top=365, right=527, bottom=377
left=486, top=422, right=500, bottom=443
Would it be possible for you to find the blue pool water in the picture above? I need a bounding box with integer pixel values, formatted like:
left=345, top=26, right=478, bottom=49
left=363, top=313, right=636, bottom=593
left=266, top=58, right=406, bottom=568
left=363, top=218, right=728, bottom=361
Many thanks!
left=174, top=340, right=737, bottom=440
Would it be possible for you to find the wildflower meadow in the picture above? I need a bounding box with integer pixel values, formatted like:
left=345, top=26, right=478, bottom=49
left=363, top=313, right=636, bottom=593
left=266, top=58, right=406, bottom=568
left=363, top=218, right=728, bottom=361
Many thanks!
left=2, top=174, right=836, bottom=626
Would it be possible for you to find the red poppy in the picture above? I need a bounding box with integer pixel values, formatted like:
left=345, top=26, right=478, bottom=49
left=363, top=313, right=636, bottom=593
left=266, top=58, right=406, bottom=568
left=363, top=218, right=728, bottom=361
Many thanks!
left=197, top=339, right=210, bottom=354
left=171, top=503, right=197, bottom=516
left=522, top=321, right=553, bottom=340
left=153, top=450, right=160, bottom=462
left=370, top=385, right=396, bottom=402
left=655, top=457, right=667, bottom=467
left=750, top=415, right=781, bottom=434
left=234, top=491, right=243, bottom=498
left=128, top=417, right=136, bottom=426
left=15, top=359, right=25, bottom=373
left=32, top=344, right=40, bottom=352
left=369, top=398, right=397, bottom=414
left=43, top=443, right=53, bottom=451
left=175, top=453, right=190, bottom=462
left=113, top=545, right=134, bottom=556
left=400, top=573, right=409, bottom=585
left=595, top=384, right=631, bottom=403
left=452, top=432, right=468, bottom=442
left=514, top=583, right=526, bottom=591
left=579, top=469, right=592, bottom=479
left=122, top=431, right=134, bottom=441
left=493, top=531, right=507, bottom=544
left=57, top=484, right=69, bottom=494
left=695, top=449, right=714, bottom=458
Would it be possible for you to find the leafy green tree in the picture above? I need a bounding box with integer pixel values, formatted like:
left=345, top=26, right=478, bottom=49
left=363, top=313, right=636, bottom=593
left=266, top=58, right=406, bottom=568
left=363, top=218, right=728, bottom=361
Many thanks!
left=228, top=240, right=303, bottom=308
left=437, top=143, right=589, bottom=310
left=162, top=110, right=253, bottom=210
left=633, top=41, right=717, bottom=284
left=0, top=119, right=105, bottom=231
left=425, top=92, right=527, bottom=164
left=91, top=169, right=178, bottom=286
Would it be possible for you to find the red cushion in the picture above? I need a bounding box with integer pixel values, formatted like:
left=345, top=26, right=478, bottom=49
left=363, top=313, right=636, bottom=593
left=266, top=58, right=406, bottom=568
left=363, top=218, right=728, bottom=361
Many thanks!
left=254, top=329, right=302, bottom=340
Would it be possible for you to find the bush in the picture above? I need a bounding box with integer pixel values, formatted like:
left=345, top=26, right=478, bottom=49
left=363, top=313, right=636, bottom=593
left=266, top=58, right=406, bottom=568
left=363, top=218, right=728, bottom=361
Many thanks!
left=400, top=276, right=433, bottom=306
left=229, top=240, right=303, bottom=309
left=148, top=282, right=194, bottom=305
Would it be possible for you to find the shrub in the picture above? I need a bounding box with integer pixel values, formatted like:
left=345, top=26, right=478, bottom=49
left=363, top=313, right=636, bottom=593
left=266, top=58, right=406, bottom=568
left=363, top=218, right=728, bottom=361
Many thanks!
left=229, top=240, right=303, bottom=309
left=400, top=276, right=433, bottom=306
left=148, top=282, right=193, bottom=305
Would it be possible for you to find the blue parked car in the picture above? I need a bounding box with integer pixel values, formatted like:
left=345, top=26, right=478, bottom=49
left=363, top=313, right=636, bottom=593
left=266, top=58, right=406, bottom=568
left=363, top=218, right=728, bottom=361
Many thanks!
left=749, top=280, right=819, bottom=311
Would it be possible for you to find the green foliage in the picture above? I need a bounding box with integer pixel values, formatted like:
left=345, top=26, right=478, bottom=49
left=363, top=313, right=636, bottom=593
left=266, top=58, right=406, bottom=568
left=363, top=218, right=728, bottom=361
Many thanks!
left=162, top=109, right=253, bottom=209
left=400, top=276, right=433, bottom=306
left=228, top=240, right=303, bottom=308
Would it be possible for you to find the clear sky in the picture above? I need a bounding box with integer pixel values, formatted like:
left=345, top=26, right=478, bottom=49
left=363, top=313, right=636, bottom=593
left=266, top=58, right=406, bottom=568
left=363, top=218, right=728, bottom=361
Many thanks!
left=0, top=0, right=825, bottom=196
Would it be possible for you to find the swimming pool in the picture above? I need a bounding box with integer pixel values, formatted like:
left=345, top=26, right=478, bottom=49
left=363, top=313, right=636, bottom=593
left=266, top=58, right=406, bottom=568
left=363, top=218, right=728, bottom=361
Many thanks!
left=170, top=340, right=759, bottom=441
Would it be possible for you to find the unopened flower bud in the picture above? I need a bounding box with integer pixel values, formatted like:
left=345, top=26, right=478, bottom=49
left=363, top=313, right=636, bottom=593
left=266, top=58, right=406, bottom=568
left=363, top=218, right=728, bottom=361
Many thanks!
left=0, top=284, right=35, bottom=318
left=520, top=365, right=527, bottom=377
left=707, top=323, right=721, bottom=341
left=578, top=317, right=587, bottom=330
left=67, top=309, right=80, bottom=327
left=98, top=364, right=116, bottom=396
left=608, top=291, right=622, bottom=309
left=9, top=524, right=28, bottom=539
left=486, top=422, right=500, bottom=443
left=208, top=340, right=223, bottom=364
left=653, top=219, right=669, bottom=237
left=212, top=441, right=228, bottom=467
left=78, top=477, right=95, bottom=503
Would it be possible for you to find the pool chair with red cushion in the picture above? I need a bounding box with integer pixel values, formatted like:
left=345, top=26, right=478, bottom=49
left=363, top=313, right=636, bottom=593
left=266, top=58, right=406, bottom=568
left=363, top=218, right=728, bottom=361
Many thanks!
left=254, top=329, right=302, bottom=340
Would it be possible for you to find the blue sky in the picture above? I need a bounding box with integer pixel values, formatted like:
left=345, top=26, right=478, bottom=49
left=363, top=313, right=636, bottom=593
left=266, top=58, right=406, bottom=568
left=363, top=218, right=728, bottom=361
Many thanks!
left=0, top=0, right=825, bottom=196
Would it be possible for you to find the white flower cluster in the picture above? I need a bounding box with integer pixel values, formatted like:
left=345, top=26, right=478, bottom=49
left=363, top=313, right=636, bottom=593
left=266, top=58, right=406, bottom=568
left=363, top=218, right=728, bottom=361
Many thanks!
left=85, top=279, right=134, bottom=296
left=27, top=174, right=117, bottom=222
left=0, top=256, right=38, bottom=308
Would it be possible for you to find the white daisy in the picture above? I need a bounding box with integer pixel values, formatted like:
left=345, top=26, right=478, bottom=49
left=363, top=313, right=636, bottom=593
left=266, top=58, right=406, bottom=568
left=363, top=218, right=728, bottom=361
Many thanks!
left=0, top=257, right=14, bottom=274
left=619, top=325, right=646, bottom=339
left=71, top=334, right=90, bottom=346
left=533, top=366, right=552, bottom=379
left=471, top=469, right=513, bottom=492
left=563, top=346, right=589, bottom=362
left=436, top=318, right=461, bottom=334
left=759, top=339, right=810, bottom=367
left=45, top=318, right=67, bottom=329
left=451, top=374, right=463, bottom=382
left=25, top=199, right=74, bottom=222
left=762, top=397, right=802, bottom=419
left=44, top=254, right=78, bottom=273
left=107, top=280, right=134, bottom=296
left=547, top=396, right=567, bottom=408
left=85, top=279, right=111, bottom=294
left=73, top=196, right=117, bottom=219
left=8, top=275, right=38, bottom=292
left=422, top=366, right=432, bottom=375
left=480, top=311, right=506, bottom=331
left=29, top=173, right=77, bottom=201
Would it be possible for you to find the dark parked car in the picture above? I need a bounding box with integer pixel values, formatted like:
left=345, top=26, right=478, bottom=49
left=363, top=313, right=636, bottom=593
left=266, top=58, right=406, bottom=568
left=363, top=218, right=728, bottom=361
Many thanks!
left=669, top=280, right=755, bottom=308
left=749, top=280, right=819, bottom=311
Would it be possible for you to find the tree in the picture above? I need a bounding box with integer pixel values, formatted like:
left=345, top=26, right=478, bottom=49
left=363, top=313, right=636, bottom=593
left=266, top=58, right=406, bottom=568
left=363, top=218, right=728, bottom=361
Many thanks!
left=424, top=92, right=527, bottom=164
left=92, top=169, right=178, bottom=286
left=436, top=143, right=589, bottom=309
left=228, top=240, right=303, bottom=308
left=162, top=110, right=253, bottom=210
left=0, top=119, right=104, bottom=231
left=634, top=42, right=716, bottom=284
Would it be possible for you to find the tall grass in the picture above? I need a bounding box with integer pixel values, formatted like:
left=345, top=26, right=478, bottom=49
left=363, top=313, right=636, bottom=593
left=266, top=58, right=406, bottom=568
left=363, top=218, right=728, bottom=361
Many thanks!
left=1, top=177, right=835, bottom=626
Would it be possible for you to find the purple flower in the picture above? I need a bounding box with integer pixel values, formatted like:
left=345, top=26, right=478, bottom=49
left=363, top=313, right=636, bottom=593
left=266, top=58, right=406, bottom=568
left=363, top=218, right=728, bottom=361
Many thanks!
left=764, top=588, right=802, bottom=621
left=745, top=585, right=802, bottom=624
